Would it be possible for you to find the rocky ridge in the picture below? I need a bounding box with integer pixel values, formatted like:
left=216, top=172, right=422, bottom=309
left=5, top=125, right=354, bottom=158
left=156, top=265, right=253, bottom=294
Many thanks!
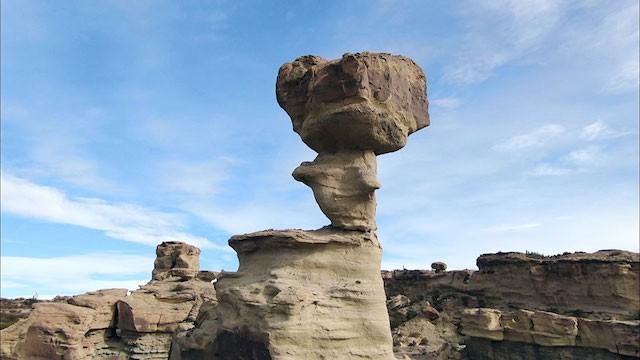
left=0, top=242, right=217, bottom=360
left=1, top=247, right=638, bottom=359
left=384, top=250, right=640, bottom=359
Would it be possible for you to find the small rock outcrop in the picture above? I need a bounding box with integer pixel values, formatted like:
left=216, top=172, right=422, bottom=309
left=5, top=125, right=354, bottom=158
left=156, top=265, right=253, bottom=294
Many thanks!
left=0, top=242, right=216, bottom=360
left=152, top=242, right=200, bottom=281
left=431, top=262, right=447, bottom=273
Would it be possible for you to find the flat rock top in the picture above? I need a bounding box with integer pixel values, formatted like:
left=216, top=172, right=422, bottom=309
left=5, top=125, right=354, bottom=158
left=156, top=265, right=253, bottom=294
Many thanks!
left=477, top=250, right=639, bottom=266
left=228, top=227, right=380, bottom=253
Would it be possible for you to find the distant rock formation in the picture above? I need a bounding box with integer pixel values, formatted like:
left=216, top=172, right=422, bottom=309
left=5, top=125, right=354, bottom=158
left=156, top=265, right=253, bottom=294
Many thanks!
left=2, top=246, right=638, bottom=359
left=383, top=250, right=640, bottom=359
left=0, top=241, right=216, bottom=360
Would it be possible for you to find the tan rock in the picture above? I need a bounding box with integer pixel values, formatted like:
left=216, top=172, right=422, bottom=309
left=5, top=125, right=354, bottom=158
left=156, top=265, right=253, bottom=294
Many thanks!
left=0, top=318, right=31, bottom=360
left=500, top=309, right=534, bottom=343
left=460, top=308, right=504, bottom=341
left=152, top=241, right=200, bottom=280
left=531, top=311, right=578, bottom=346
left=20, top=302, right=97, bottom=359
left=577, top=318, right=640, bottom=357
left=212, top=228, right=394, bottom=359
left=293, top=150, right=379, bottom=230
left=276, top=52, right=429, bottom=155
left=1, top=241, right=214, bottom=360
left=68, top=288, right=128, bottom=329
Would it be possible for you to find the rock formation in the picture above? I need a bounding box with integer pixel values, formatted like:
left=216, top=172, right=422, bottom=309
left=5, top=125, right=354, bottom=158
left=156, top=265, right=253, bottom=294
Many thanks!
left=383, top=250, right=640, bottom=359
left=195, top=52, right=429, bottom=359
left=276, top=52, right=429, bottom=231
left=2, top=245, right=638, bottom=360
left=0, top=242, right=216, bottom=360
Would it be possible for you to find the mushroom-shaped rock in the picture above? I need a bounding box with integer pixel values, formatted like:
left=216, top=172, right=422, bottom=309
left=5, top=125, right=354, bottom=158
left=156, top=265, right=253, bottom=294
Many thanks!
left=277, top=52, right=429, bottom=155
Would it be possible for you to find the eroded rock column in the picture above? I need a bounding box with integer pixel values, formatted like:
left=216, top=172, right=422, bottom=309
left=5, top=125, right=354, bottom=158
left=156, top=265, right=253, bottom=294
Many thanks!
left=212, top=52, right=429, bottom=359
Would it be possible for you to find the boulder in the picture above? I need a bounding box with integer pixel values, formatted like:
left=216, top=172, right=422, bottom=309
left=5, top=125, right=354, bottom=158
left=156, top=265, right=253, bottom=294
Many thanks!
left=431, top=261, right=447, bottom=273
left=276, top=52, right=429, bottom=155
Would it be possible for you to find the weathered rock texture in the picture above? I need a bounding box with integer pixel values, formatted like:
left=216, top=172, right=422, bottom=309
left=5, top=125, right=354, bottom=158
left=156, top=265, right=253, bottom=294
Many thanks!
left=191, top=52, right=429, bottom=360
left=0, top=242, right=216, bottom=360
left=279, top=52, right=429, bottom=231
left=276, top=53, right=429, bottom=155
left=383, top=250, right=640, bottom=360
left=2, top=248, right=638, bottom=360
left=152, top=241, right=200, bottom=281
left=292, top=151, right=379, bottom=231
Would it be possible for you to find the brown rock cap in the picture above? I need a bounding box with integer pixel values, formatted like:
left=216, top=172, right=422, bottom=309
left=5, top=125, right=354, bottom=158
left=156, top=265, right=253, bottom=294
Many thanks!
left=276, top=52, right=429, bottom=155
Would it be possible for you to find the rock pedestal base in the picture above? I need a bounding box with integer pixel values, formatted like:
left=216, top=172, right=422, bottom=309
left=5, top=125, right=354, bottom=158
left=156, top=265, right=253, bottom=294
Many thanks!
left=212, top=228, right=395, bottom=360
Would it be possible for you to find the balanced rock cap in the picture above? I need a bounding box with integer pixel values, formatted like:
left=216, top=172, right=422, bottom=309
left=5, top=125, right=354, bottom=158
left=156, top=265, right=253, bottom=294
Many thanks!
left=276, top=52, right=429, bottom=155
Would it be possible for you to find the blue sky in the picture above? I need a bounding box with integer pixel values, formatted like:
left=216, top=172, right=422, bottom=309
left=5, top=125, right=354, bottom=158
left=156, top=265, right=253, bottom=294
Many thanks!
left=1, top=0, right=638, bottom=299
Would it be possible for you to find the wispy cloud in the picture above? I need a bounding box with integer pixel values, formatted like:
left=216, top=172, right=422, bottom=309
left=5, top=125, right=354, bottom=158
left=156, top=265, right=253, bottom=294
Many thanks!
left=431, top=97, right=462, bottom=109
left=493, top=124, right=564, bottom=151
left=580, top=120, right=631, bottom=141
left=160, top=158, right=236, bottom=196
left=445, top=0, right=566, bottom=84
left=1, top=253, right=153, bottom=297
left=0, top=172, right=224, bottom=250
left=581, top=120, right=608, bottom=140
left=525, top=164, right=572, bottom=177
left=486, top=223, right=541, bottom=232
left=565, top=146, right=601, bottom=164
left=1, top=105, right=119, bottom=193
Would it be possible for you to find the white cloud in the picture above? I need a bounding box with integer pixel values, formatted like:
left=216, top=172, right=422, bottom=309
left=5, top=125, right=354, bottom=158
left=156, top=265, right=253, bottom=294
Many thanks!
left=186, top=201, right=326, bottom=235
left=565, top=146, right=601, bottom=164
left=580, top=120, right=608, bottom=140
left=1, top=105, right=119, bottom=193
left=580, top=120, right=631, bottom=141
left=445, top=0, right=566, bottom=84
left=0, top=172, right=225, bottom=250
left=1, top=253, right=153, bottom=297
left=526, top=164, right=572, bottom=176
left=486, top=223, right=541, bottom=232
left=431, top=97, right=462, bottom=109
left=160, top=159, right=235, bottom=196
left=494, top=124, right=564, bottom=151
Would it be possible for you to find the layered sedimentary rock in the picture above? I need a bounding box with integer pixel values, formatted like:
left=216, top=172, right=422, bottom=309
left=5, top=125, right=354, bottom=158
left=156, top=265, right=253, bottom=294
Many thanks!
left=0, top=242, right=216, bottom=360
left=152, top=242, right=201, bottom=281
left=201, top=52, right=429, bottom=360
left=278, top=52, right=429, bottom=231
left=292, top=151, right=379, bottom=231
left=383, top=250, right=640, bottom=359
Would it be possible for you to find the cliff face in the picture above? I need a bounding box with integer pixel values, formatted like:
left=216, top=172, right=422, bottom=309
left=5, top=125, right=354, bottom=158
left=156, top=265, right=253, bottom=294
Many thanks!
left=384, top=250, right=640, bottom=359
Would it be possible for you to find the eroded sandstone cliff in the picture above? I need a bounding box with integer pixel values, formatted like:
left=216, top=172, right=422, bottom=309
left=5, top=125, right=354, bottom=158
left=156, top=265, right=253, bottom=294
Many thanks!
left=384, top=250, right=640, bottom=359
